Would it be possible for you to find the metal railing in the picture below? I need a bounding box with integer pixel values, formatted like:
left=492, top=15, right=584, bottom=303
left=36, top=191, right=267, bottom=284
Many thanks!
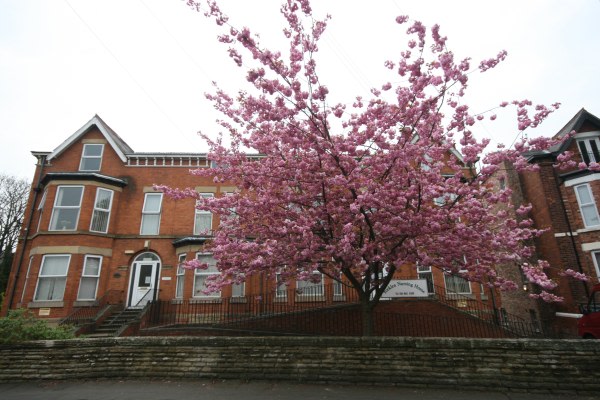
left=137, top=278, right=555, bottom=338
left=60, top=290, right=124, bottom=326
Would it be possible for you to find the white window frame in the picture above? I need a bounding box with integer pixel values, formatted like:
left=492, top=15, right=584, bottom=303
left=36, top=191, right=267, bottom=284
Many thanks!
left=90, top=188, right=114, bottom=233
left=194, top=193, right=213, bottom=235
left=77, top=255, right=102, bottom=300
left=193, top=253, right=220, bottom=298
left=578, top=138, right=600, bottom=164
left=444, top=270, right=472, bottom=294
left=574, top=183, right=600, bottom=228
left=417, top=265, right=435, bottom=295
left=79, top=143, right=104, bottom=171
left=232, top=281, right=245, bottom=298
left=49, top=186, right=84, bottom=231
left=296, top=272, right=324, bottom=296
left=36, top=188, right=47, bottom=233
left=275, top=273, right=287, bottom=299
left=34, top=254, right=71, bottom=301
left=140, top=193, right=163, bottom=235
left=176, top=254, right=186, bottom=299
left=591, top=251, right=600, bottom=282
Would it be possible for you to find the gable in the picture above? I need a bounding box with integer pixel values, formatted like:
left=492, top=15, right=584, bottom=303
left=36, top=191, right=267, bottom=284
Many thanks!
left=47, top=115, right=133, bottom=163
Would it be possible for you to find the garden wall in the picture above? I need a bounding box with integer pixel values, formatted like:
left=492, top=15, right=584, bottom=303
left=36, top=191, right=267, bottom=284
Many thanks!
left=0, top=336, right=598, bottom=395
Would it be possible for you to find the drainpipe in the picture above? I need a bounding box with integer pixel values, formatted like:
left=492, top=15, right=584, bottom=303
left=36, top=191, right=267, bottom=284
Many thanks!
left=553, top=166, right=589, bottom=299
left=5, top=153, right=47, bottom=311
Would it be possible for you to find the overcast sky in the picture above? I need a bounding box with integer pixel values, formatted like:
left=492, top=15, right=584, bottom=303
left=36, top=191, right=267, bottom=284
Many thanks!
left=1, top=0, right=600, bottom=180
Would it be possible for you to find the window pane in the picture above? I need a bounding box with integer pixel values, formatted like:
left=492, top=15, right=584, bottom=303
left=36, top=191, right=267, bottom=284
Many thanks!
left=50, top=208, right=79, bottom=230
left=140, top=214, right=160, bottom=235
left=232, top=282, right=244, bottom=297
left=577, top=185, right=592, bottom=204
left=95, top=189, right=112, bottom=210
left=78, top=277, right=98, bottom=300
left=56, top=187, right=83, bottom=207
left=81, top=157, right=101, bottom=171
left=91, top=210, right=109, bottom=232
left=35, top=277, right=67, bottom=301
left=143, top=194, right=162, bottom=212
left=83, top=257, right=101, bottom=276
left=83, top=144, right=103, bottom=156
left=194, top=213, right=212, bottom=234
left=582, top=205, right=600, bottom=226
left=40, top=255, right=70, bottom=276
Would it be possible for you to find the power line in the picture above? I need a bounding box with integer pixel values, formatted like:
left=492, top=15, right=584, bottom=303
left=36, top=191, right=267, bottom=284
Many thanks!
left=64, top=0, right=194, bottom=145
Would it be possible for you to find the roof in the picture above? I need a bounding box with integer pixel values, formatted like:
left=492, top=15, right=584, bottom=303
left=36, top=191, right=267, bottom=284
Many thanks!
left=526, top=108, right=600, bottom=161
left=41, top=172, right=128, bottom=188
left=47, top=115, right=133, bottom=163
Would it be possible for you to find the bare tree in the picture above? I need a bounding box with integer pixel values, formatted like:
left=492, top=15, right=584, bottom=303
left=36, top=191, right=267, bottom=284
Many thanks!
left=0, top=174, right=30, bottom=294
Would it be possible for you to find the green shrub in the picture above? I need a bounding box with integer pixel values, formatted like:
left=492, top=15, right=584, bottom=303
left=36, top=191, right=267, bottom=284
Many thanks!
left=0, top=309, right=75, bottom=344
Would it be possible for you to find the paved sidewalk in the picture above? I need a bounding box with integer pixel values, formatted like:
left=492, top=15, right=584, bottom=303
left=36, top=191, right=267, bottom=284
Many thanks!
left=0, top=380, right=598, bottom=400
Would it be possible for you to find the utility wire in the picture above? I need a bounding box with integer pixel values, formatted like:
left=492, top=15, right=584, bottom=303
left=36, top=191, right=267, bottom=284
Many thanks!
left=64, top=0, right=194, bottom=145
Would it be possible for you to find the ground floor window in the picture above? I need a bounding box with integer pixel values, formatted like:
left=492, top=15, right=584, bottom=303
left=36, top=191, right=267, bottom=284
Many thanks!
left=193, top=254, right=220, bottom=298
left=34, top=254, right=70, bottom=301
left=444, top=271, right=471, bottom=294
left=296, top=272, right=324, bottom=296
left=176, top=254, right=186, bottom=299
left=77, top=255, right=102, bottom=300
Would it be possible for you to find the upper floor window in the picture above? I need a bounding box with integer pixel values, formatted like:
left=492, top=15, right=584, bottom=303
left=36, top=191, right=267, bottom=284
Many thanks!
left=140, top=193, right=162, bottom=235
left=578, top=138, right=600, bottom=165
left=34, top=254, right=70, bottom=301
left=575, top=184, right=600, bottom=227
left=79, top=144, right=104, bottom=171
left=36, top=188, right=48, bottom=233
left=49, top=186, right=84, bottom=231
left=194, top=193, right=213, bottom=235
left=90, top=188, right=114, bottom=233
left=77, top=255, right=102, bottom=300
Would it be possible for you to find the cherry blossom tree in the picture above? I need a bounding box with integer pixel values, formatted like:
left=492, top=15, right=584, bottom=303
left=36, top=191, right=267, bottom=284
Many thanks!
left=161, top=0, right=567, bottom=335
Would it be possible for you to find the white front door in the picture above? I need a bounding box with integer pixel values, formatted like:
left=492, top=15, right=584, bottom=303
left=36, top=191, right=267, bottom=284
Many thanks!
left=129, top=261, right=159, bottom=307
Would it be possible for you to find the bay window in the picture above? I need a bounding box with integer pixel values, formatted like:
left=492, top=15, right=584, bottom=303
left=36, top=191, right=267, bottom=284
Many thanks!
left=90, top=188, right=113, bottom=233
left=193, top=254, right=220, bottom=298
left=34, top=255, right=70, bottom=301
left=49, top=186, right=84, bottom=231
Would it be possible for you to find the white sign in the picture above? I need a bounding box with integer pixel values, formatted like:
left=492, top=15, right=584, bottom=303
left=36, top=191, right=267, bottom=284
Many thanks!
left=382, top=279, right=429, bottom=298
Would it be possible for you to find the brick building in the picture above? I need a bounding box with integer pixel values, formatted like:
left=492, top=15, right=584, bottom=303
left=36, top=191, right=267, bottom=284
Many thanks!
left=502, top=108, right=600, bottom=334
left=2, top=115, right=517, bottom=335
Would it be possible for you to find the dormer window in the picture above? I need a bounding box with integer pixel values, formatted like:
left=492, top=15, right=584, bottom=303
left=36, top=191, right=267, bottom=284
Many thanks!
left=577, top=138, right=600, bottom=164
left=80, top=144, right=104, bottom=171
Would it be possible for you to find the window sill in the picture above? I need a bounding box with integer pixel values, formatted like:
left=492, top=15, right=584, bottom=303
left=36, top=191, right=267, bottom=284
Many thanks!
left=28, top=301, right=65, bottom=308
left=576, top=226, right=600, bottom=234
left=295, top=295, right=325, bottom=302
left=445, top=294, right=474, bottom=300
left=230, top=297, right=247, bottom=303
left=190, top=298, right=222, bottom=304
left=73, top=300, right=97, bottom=307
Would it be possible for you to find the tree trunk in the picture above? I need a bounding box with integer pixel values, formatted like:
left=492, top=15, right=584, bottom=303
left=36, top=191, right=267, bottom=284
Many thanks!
left=360, top=296, right=375, bottom=336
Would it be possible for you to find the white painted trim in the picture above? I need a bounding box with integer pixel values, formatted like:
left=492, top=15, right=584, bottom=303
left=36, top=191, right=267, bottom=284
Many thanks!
left=554, top=232, right=578, bottom=237
left=48, top=116, right=128, bottom=163
left=582, top=242, right=600, bottom=252
left=565, top=174, right=600, bottom=187
left=576, top=226, right=600, bottom=234
left=555, top=312, right=583, bottom=319
left=574, top=131, right=600, bottom=140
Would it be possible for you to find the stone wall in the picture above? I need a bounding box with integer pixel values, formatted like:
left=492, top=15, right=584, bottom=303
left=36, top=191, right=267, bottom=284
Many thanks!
left=1, top=337, right=599, bottom=394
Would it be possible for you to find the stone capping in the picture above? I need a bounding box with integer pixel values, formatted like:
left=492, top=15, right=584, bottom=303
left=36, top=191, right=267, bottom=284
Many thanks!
left=1, top=337, right=599, bottom=394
